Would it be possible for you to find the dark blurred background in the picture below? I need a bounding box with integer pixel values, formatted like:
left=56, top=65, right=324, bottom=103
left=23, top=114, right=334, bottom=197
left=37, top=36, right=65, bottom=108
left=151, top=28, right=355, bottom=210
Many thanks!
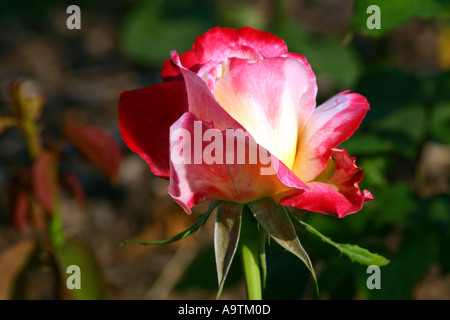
left=0, top=0, right=449, bottom=300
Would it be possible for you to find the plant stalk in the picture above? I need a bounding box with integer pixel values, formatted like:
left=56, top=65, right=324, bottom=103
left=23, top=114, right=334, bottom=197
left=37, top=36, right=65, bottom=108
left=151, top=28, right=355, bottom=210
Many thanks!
left=239, top=207, right=262, bottom=300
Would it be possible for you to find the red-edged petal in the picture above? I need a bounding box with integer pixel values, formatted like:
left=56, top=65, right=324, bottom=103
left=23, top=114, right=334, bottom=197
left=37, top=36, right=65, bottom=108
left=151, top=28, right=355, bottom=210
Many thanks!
left=170, top=54, right=243, bottom=131
left=279, top=148, right=373, bottom=218
left=214, top=57, right=316, bottom=170
left=167, top=112, right=306, bottom=214
left=119, top=80, right=188, bottom=179
left=162, top=26, right=288, bottom=79
left=282, top=52, right=318, bottom=118
left=293, top=90, right=370, bottom=182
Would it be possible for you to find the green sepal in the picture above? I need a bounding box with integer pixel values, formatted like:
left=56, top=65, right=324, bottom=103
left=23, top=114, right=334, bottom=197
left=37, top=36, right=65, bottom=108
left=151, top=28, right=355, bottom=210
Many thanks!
left=247, top=198, right=318, bottom=295
left=214, top=202, right=243, bottom=299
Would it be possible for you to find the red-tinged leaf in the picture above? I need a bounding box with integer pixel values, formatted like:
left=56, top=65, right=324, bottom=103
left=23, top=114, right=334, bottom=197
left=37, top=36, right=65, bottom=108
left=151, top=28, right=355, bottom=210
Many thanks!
left=33, top=151, right=57, bottom=213
left=59, top=172, right=85, bottom=204
left=64, top=121, right=122, bottom=182
left=12, top=191, right=30, bottom=233
left=0, top=240, right=36, bottom=299
left=8, top=169, right=32, bottom=229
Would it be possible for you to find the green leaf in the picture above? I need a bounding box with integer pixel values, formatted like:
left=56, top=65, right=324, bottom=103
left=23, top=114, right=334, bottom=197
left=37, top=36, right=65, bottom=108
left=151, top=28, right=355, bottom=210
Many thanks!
left=214, top=202, right=243, bottom=299
left=290, top=214, right=389, bottom=267
left=337, top=244, right=389, bottom=266
left=55, top=241, right=104, bottom=300
left=64, top=121, right=122, bottom=183
left=247, top=198, right=318, bottom=294
left=122, top=201, right=219, bottom=246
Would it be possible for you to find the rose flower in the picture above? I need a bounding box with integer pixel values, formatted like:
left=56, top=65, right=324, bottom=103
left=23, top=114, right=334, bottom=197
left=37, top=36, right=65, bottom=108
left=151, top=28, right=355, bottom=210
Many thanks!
left=119, top=27, right=373, bottom=219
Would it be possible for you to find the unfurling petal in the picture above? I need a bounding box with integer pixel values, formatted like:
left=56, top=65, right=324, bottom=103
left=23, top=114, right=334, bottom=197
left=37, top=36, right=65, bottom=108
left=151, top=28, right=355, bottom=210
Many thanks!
left=161, top=26, right=288, bottom=80
left=278, top=148, right=372, bottom=218
left=170, top=53, right=243, bottom=131
left=293, top=91, right=370, bottom=182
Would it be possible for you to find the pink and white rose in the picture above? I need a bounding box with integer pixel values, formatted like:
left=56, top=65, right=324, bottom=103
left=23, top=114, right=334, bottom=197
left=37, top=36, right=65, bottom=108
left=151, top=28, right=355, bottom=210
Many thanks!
left=119, top=26, right=373, bottom=218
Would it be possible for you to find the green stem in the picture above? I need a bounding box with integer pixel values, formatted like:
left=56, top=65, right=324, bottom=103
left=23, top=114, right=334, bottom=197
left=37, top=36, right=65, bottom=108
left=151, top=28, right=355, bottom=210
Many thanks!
left=48, top=201, right=65, bottom=248
left=18, top=109, right=65, bottom=248
left=48, top=158, right=66, bottom=248
left=239, top=207, right=262, bottom=300
left=20, top=117, right=41, bottom=163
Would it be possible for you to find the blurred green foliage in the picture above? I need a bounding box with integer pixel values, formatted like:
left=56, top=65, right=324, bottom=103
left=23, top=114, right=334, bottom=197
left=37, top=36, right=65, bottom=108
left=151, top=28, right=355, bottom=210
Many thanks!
left=121, top=0, right=216, bottom=67
left=118, top=0, right=450, bottom=300
left=56, top=241, right=104, bottom=300
left=352, top=0, right=450, bottom=37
